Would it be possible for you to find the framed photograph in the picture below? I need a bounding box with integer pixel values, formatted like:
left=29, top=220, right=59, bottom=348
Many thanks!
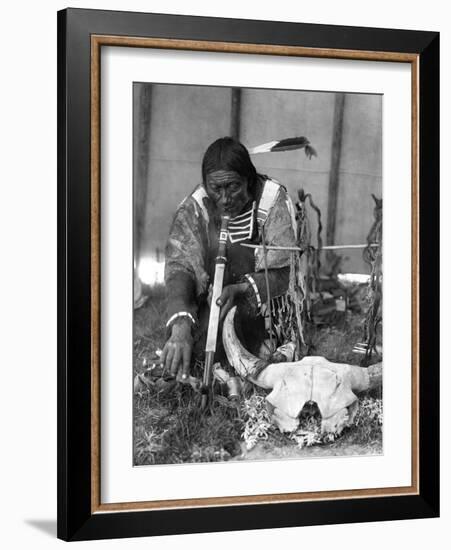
left=57, top=8, right=439, bottom=541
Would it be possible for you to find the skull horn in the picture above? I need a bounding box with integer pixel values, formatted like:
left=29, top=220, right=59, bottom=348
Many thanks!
left=222, top=306, right=270, bottom=387
left=223, top=306, right=382, bottom=393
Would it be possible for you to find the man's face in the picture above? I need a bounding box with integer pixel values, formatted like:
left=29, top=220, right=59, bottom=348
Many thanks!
left=205, top=170, right=251, bottom=218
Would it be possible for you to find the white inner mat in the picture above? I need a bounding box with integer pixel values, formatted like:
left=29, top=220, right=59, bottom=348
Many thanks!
left=101, top=46, right=412, bottom=505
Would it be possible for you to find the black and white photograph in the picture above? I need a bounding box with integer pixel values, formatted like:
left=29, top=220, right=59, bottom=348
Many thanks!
left=132, top=83, right=383, bottom=466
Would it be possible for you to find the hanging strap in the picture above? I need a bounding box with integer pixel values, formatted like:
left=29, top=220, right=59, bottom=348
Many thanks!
left=191, top=185, right=210, bottom=224
left=256, top=179, right=281, bottom=227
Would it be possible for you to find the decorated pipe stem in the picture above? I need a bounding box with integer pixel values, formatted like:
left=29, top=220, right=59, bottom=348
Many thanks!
left=201, top=215, right=230, bottom=408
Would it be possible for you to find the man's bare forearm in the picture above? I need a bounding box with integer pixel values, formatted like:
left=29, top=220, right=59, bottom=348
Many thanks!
left=165, top=270, right=199, bottom=321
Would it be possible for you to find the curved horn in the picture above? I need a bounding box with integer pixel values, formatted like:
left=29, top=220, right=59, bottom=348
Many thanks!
left=341, top=362, right=383, bottom=392
left=366, top=362, right=382, bottom=390
left=222, top=307, right=267, bottom=382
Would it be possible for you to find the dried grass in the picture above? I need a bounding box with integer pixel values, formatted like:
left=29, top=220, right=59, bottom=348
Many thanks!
left=133, top=284, right=382, bottom=465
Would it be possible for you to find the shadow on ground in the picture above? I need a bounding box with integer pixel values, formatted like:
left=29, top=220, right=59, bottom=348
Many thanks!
left=25, top=519, right=57, bottom=538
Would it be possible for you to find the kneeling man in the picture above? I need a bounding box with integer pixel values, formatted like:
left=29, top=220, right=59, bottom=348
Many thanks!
left=161, top=137, right=298, bottom=378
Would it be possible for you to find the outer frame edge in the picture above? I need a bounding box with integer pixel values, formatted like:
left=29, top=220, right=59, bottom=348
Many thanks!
left=57, top=7, right=69, bottom=542
left=57, top=8, right=440, bottom=542
left=69, top=494, right=437, bottom=542
left=418, top=32, right=440, bottom=517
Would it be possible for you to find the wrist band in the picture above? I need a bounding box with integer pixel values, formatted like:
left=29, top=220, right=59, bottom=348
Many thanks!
left=166, top=311, right=196, bottom=328
left=244, top=274, right=262, bottom=309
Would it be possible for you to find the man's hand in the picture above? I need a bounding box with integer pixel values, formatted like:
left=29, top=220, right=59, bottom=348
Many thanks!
left=217, top=281, right=250, bottom=321
left=161, top=318, right=193, bottom=378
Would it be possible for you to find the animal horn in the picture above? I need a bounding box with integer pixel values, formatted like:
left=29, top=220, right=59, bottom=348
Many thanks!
left=222, top=306, right=267, bottom=382
left=344, top=362, right=383, bottom=392
left=366, top=362, right=382, bottom=390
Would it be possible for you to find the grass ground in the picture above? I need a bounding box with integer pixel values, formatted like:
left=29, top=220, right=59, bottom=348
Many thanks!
left=133, top=284, right=382, bottom=465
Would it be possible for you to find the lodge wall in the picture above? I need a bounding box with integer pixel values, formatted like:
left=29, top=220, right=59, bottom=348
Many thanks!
left=134, top=83, right=382, bottom=282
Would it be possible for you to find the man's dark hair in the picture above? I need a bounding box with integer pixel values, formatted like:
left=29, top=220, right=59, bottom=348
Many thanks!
left=201, top=137, right=258, bottom=190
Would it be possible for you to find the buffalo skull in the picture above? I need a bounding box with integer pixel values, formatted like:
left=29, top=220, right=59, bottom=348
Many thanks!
left=223, top=307, right=382, bottom=434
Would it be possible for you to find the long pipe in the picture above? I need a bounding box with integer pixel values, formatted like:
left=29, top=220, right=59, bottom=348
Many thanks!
left=201, top=215, right=230, bottom=409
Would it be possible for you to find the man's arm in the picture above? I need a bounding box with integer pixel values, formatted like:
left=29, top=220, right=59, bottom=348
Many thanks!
left=164, top=197, right=210, bottom=324
left=243, top=267, right=291, bottom=313
left=162, top=197, right=209, bottom=376
left=165, top=271, right=198, bottom=326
